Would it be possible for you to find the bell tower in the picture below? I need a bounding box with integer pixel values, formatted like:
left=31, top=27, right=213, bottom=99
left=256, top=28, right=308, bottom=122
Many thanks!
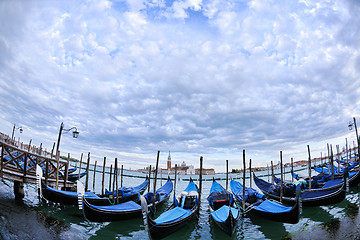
left=167, top=151, right=171, bottom=170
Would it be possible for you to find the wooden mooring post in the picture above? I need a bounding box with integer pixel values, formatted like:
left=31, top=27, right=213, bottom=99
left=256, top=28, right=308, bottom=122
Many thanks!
left=109, top=164, right=112, bottom=192
left=199, top=156, right=203, bottom=208
left=148, top=165, right=151, bottom=192
left=78, top=153, right=83, bottom=180
left=307, top=145, right=312, bottom=191
left=93, top=161, right=97, bottom=191
left=14, top=181, right=24, bottom=200
left=152, top=151, right=160, bottom=212
left=121, top=164, right=123, bottom=188
left=1, top=142, right=4, bottom=178
left=330, top=145, right=334, bottom=180
left=226, top=160, right=229, bottom=191
left=85, top=152, right=90, bottom=192
left=249, top=159, right=252, bottom=188
left=271, top=161, right=274, bottom=184
left=56, top=150, right=60, bottom=189
left=64, top=153, right=70, bottom=188
left=173, top=164, right=177, bottom=200
left=242, top=149, right=246, bottom=210
left=102, top=157, right=106, bottom=195
left=280, top=151, right=283, bottom=204
left=115, top=158, right=119, bottom=204
left=291, top=158, right=294, bottom=182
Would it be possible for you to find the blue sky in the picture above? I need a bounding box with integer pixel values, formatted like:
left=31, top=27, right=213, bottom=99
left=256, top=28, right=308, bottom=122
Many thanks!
left=1, top=0, right=360, bottom=172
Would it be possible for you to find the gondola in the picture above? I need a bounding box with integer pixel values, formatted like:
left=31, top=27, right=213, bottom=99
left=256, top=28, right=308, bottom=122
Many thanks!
left=207, top=179, right=240, bottom=235
left=290, top=163, right=360, bottom=190
left=67, top=171, right=87, bottom=182
left=313, top=161, right=358, bottom=175
left=80, top=177, right=173, bottom=222
left=141, top=178, right=200, bottom=240
left=37, top=165, right=149, bottom=206
left=230, top=179, right=300, bottom=224
left=253, top=172, right=346, bottom=207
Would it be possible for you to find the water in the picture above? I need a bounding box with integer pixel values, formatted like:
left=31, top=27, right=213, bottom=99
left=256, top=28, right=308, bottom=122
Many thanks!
left=1, top=166, right=360, bottom=239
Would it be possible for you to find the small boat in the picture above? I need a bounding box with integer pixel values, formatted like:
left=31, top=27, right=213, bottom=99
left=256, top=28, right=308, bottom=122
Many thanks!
left=37, top=165, right=149, bottom=206
left=230, top=179, right=300, bottom=224
left=141, top=178, right=200, bottom=240
left=68, top=167, right=77, bottom=174
left=291, top=164, right=360, bottom=190
left=67, top=171, right=87, bottom=181
left=253, top=173, right=346, bottom=207
left=314, top=161, right=358, bottom=175
left=80, top=177, right=173, bottom=222
left=207, top=179, right=240, bottom=235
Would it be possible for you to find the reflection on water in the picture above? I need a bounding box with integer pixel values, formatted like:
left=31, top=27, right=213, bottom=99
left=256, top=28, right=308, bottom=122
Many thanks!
left=0, top=166, right=359, bottom=239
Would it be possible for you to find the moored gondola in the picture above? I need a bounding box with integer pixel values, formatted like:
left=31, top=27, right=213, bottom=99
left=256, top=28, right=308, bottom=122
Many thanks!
left=80, top=177, right=173, bottom=222
left=230, top=179, right=300, bottom=224
left=37, top=165, right=149, bottom=206
left=207, top=179, right=240, bottom=235
left=141, top=178, right=200, bottom=240
left=67, top=171, right=87, bottom=182
left=254, top=172, right=346, bottom=207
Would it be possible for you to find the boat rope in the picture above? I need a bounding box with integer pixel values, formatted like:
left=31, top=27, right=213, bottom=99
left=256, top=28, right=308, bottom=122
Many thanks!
left=241, top=203, right=258, bottom=214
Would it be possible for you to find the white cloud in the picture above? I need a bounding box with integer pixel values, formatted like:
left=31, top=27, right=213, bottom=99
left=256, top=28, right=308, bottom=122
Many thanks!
left=1, top=0, right=360, bottom=172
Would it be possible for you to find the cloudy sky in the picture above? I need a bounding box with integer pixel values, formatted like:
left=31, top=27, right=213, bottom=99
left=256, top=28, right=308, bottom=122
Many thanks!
left=1, top=0, right=360, bottom=172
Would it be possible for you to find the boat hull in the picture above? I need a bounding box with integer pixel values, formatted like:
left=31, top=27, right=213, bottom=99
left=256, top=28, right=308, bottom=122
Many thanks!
left=147, top=204, right=199, bottom=239
left=209, top=206, right=239, bottom=236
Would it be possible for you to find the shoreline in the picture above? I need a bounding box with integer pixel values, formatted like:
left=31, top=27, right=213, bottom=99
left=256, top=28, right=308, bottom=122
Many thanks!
left=0, top=179, right=82, bottom=240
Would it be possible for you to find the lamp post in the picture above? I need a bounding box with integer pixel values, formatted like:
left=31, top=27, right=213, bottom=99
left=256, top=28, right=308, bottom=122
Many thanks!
left=348, top=117, right=359, bottom=160
left=11, top=124, right=23, bottom=140
left=55, top=122, right=79, bottom=158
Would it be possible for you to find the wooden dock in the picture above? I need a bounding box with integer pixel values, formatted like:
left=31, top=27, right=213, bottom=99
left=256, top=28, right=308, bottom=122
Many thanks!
left=0, top=139, right=74, bottom=199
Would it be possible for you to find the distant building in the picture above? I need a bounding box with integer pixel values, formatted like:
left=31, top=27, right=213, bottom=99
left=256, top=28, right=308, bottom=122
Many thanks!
left=161, top=152, right=196, bottom=175
left=195, top=168, right=215, bottom=175
left=167, top=151, right=171, bottom=169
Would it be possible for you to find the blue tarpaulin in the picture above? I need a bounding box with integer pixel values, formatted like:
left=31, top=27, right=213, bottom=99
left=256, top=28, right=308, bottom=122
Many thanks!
left=210, top=205, right=239, bottom=223
left=91, top=200, right=141, bottom=211
left=254, top=200, right=292, bottom=213
left=154, top=207, right=192, bottom=224
left=46, top=185, right=101, bottom=199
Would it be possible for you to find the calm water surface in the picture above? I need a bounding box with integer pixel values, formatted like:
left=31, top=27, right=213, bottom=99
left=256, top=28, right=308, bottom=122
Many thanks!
left=7, top=165, right=360, bottom=239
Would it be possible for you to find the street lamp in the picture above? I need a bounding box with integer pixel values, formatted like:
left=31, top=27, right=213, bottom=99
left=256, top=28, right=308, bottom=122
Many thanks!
left=348, top=117, right=359, bottom=159
left=11, top=124, right=23, bottom=140
left=55, top=122, right=79, bottom=158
